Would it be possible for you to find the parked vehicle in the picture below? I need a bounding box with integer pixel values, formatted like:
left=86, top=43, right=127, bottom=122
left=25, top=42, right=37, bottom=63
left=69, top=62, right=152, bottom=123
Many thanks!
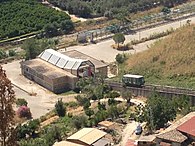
left=122, top=74, right=145, bottom=87
left=135, top=124, right=142, bottom=135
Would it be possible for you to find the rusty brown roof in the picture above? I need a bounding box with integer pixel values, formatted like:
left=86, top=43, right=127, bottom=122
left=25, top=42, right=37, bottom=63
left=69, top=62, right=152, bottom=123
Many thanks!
left=177, top=116, right=195, bottom=137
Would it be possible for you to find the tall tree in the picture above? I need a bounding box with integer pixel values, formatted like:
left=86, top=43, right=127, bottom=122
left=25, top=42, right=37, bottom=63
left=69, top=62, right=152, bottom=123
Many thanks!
left=0, top=66, right=17, bottom=146
left=113, top=33, right=125, bottom=48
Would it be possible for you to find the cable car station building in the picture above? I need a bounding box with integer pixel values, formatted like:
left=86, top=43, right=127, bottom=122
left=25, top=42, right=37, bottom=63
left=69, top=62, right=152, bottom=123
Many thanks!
left=20, top=49, right=102, bottom=93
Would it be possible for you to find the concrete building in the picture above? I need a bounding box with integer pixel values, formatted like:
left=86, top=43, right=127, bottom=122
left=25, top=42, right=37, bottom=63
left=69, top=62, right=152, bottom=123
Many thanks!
left=67, top=128, right=111, bottom=146
left=21, top=49, right=95, bottom=93
left=62, top=50, right=108, bottom=77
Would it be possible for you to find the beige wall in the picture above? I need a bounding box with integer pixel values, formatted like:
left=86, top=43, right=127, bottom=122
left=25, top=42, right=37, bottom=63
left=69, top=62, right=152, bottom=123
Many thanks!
left=96, top=66, right=108, bottom=77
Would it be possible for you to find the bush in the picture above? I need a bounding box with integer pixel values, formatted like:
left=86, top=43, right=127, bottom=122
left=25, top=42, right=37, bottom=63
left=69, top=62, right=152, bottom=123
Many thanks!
left=17, top=106, right=32, bottom=119
left=16, top=98, right=28, bottom=107
left=115, top=54, right=127, bottom=64
left=55, top=99, right=66, bottom=117
left=8, top=49, right=16, bottom=57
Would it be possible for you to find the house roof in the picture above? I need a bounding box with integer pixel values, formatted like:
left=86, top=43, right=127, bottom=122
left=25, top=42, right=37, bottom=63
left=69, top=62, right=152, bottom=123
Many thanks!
left=39, top=49, right=87, bottom=70
left=67, top=128, right=107, bottom=145
left=138, top=135, right=156, bottom=142
left=177, top=116, right=195, bottom=137
left=53, top=141, right=84, bottom=146
left=125, top=139, right=135, bottom=146
left=98, top=121, right=114, bottom=128
left=62, top=50, right=107, bottom=68
left=156, top=129, right=187, bottom=143
left=160, top=141, right=171, bottom=146
left=21, top=58, right=76, bottom=79
left=92, top=138, right=110, bottom=146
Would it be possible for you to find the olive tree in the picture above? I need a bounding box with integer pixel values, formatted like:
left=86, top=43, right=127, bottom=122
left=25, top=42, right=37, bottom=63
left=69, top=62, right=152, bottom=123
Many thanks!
left=113, top=33, right=125, bottom=48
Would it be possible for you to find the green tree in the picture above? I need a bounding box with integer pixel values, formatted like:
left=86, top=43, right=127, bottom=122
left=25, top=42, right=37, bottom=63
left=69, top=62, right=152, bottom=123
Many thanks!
left=115, top=53, right=126, bottom=64
left=0, top=66, right=17, bottom=146
left=22, top=38, right=39, bottom=60
left=136, top=91, right=177, bottom=131
left=60, top=20, right=74, bottom=34
left=85, top=108, right=94, bottom=119
left=55, top=99, right=66, bottom=117
left=72, top=115, right=87, bottom=130
left=16, top=98, right=28, bottom=107
left=113, top=33, right=125, bottom=48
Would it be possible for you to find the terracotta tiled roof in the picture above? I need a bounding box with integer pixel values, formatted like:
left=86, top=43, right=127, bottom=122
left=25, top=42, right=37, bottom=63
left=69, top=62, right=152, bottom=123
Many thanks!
left=156, top=129, right=187, bottom=143
left=125, top=139, right=135, bottom=146
left=177, top=116, right=195, bottom=137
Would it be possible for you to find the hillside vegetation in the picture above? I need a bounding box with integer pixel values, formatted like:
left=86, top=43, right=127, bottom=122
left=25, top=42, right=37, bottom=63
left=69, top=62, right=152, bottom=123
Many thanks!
left=48, top=0, right=189, bottom=18
left=126, top=24, right=195, bottom=89
left=0, top=0, right=72, bottom=39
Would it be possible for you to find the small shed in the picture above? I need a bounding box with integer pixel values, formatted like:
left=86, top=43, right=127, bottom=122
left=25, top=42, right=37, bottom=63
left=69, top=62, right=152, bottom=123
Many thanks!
left=98, top=121, right=115, bottom=129
left=67, top=128, right=108, bottom=146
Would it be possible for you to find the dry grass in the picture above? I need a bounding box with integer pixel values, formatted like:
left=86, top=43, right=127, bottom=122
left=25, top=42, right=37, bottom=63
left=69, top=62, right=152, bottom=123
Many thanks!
left=126, top=24, right=195, bottom=88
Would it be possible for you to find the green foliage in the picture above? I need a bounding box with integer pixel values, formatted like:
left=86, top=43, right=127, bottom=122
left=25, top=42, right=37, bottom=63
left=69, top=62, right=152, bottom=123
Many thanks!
left=48, top=0, right=188, bottom=18
left=55, top=99, right=66, bottom=117
left=113, top=33, right=125, bottom=48
left=22, top=38, right=56, bottom=60
left=8, top=49, right=16, bottom=57
left=17, top=119, right=40, bottom=139
left=0, top=49, right=7, bottom=59
left=72, top=115, right=87, bottom=130
left=161, top=7, right=171, bottom=14
left=0, top=0, right=72, bottom=39
left=16, top=98, right=28, bottom=107
left=107, top=91, right=120, bottom=98
left=85, top=108, right=94, bottom=118
left=115, top=53, right=127, bottom=64
left=135, top=91, right=177, bottom=131
left=172, top=95, right=191, bottom=115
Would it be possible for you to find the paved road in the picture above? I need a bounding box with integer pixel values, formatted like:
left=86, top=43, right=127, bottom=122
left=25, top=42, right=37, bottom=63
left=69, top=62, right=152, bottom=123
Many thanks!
left=64, top=16, right=195, bottom=63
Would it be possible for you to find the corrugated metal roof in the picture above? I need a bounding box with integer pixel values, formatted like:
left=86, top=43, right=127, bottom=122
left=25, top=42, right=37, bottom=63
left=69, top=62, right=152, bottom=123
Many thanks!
left=67, top=128, right=107, bottom=145
left=53, top=141, right=84, bottom=146
left=39, top=49, right=86, bottom=70
left=177, top=116, right=195, bottom=137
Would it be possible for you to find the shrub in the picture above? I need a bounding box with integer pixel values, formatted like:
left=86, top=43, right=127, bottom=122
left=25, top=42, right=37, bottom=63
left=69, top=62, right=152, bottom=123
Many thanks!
left=17, top=106, right=32, bottom=119
left=55, top=99, right=66, bottom=117
left=115, top=53, right=127, bottom=64
left=16, top=98, right=28, bottom=107
left=8, top=49, right=16, bottom=57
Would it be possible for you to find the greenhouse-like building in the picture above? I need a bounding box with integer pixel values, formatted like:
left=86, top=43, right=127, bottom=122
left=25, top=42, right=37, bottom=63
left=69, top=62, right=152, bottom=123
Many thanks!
left=21, top=49, right=95, bottom=93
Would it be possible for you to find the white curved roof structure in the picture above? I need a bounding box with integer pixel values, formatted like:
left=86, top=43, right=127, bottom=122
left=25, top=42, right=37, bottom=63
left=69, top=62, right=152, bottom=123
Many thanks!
left=38, top=49, right=86, bottom=70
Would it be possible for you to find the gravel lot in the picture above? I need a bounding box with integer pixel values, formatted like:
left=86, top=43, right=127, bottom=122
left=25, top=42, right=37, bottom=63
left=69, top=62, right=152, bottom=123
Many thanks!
left=2, top=60, right=76, bottom=118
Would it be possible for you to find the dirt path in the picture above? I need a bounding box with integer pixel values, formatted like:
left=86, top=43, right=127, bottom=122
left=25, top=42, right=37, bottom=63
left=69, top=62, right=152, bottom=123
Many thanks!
left=42, top=0, right=87, bottom=22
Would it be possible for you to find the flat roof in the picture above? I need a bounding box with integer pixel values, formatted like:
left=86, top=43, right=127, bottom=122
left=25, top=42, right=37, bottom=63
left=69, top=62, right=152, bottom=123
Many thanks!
left=138, top=135, right=156, bottom=142
left=67, top=128, right=107, bottom=145
left=62, top=50, right=107, bottom=68
left=177, top=116, right=195, bottom=137
left=98, top=121, right=114, bottom=128
left=53, top=141, right=84, bottom=146
left=21, top=58, right=76, bottom=79
left=123, top=74, right=143, bottom=78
